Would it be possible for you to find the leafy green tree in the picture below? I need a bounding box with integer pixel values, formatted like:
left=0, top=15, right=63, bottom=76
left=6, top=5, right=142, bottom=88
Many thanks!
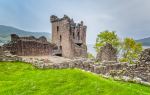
left=94, top=30, right=143, bottom=64
left=120, top=38, right=143, bottom=64
left=94, top=30, right=120, bottom=52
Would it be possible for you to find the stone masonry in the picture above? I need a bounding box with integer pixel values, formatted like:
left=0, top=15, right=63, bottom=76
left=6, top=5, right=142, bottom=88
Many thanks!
left=3, top=34, right=55, bottom=56
left=1, top=45, right=150, bottom=85
left=0, top=47, right=21, bottom=62
left=0, top=46, right=3, bottom=55
left=96, top=43, right=117, bottom=62
left=2, top=15, right=87, bottom=58
left=21, top=55, right=150, bottom=85
left=139, top=48, right=150, bottom=63
left=50, top=15, right=87, bottom=58
left=19, top=48, right=150, bottom=85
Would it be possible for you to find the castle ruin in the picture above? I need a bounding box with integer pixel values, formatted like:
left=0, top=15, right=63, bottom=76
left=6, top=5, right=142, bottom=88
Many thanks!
left=50, top=15, right=87, bottom=58
left=3, top=15, right=87, bottom=58
left=3, top=34, right=55, bottom=56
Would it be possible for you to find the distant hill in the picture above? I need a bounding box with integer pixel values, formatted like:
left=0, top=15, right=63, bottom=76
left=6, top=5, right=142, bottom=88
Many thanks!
left=0, top=25, right=51, bottom=45
left=136, top=37, right=150, bottom=46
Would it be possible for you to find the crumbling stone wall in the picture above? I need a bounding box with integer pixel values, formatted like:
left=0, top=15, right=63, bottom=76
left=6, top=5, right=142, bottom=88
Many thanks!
left=0, top=46, right=3, bottom=55
left=50, top=15, right=87, bottom=58
left=0, top=50, right=21, bottom=61
left=20, top=48, right=150, bottom=85
left=123, top=62, right=150, bottom=82
left=124, top=49, right=150, bottom=82
left=74, top=44, right=87, bottom=58
left=21, top=56, right=150, bottom=85
left=96, top=43, right=117, bottom=62
left=139, top=48, right=150, bottom=63
left=0, top=52, right=148, bottom=85
left=3, top=34, right=55, bottom=56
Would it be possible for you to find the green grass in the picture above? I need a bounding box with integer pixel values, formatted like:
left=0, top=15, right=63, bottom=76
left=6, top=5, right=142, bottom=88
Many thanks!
left=0, top=62, right=150, bottom=95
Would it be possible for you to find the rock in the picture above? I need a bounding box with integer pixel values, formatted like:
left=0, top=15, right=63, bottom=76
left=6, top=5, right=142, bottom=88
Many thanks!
left=121, top=76, right=132, bottom=82
left=140, top=81, right=150, bottom=86
left=133, top=77, right=142, bottom=83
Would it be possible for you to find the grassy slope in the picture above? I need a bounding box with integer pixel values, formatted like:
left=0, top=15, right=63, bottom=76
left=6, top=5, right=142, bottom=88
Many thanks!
left=0, top=62, right=150, bottom=95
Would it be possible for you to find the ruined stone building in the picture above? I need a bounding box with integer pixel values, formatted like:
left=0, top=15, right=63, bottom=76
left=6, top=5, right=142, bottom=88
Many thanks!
left=0, top=46, right=3, bottom=56
left=96, top=43, right=117, bottom=62
left=3, top=34, right=55, bottom=56
left=2, top=15, right=87, bottom=58
left=50, top=15, right=87, bottom=58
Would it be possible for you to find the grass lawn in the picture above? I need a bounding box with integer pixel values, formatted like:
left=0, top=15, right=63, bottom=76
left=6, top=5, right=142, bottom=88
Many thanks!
left=0, top=62, right=150, bottom=95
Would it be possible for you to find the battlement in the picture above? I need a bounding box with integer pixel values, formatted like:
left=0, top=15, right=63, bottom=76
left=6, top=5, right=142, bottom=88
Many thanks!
left=11, top=34, right=48, bottom=43
left=50, top=15, right=87, bottom=58
left=50, top=15, right=70, bottom=23
left=50, top=15, right=87, bottom=28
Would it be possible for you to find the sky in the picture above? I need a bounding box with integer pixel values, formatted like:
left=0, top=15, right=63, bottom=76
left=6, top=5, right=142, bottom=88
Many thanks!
left=0, top=0, right=150, bottom=44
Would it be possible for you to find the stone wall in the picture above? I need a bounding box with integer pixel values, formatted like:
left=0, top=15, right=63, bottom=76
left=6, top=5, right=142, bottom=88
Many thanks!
left=139, top=48, right=150, bottom=63
left=21, top=56, right=150, bottom=85
left=3, top=34, right=55, bottom=56
left=0, top=52, right=150, bottom=85
left=96, top=43, right=117, bottom=62
left=1, top=46, right=150, bottom=85
left=50, top=15, right=87, bottom=58
left=0, top=46, right=3, bottom=55
left=74, top=44, right=87, bottom=58
left=0, top=50, right=21, bottom=61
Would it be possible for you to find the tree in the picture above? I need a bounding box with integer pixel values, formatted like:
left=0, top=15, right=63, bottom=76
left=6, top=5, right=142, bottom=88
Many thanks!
left=94, top=30, right=120, bottom=52
left=120, top=38, right=143, bottom=64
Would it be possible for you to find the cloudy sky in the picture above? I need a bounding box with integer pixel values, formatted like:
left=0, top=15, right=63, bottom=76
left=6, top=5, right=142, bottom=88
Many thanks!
left=0, top=0, right=150, bottom=44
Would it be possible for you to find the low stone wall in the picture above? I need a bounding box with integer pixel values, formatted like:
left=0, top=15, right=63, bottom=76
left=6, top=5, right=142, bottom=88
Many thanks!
left=21, top=57, right=150, bottom=86
left=124, top=62, right=150, bottom=82
left=0, top=48, right=150, bottom=86
left=0, top=50, right=22, bottom=62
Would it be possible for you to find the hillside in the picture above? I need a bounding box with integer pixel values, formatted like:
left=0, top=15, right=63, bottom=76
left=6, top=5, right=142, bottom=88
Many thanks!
left=0, top=61, right=150, bottom=95
left=0, top=25, right=51, bottom=44
left=136, top=37, right=150, bottom=46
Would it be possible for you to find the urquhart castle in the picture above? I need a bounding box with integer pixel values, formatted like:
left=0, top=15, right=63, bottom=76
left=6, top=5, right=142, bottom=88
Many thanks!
left=1, top=15, right=150, bottom=85
left=3, top=15, right=87, bottom=58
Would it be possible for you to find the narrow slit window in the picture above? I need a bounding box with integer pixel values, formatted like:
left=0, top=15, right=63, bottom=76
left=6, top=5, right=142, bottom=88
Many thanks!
left=60, top=35, right=62, bottom=42
left=57, top=26, right=59, bottom=32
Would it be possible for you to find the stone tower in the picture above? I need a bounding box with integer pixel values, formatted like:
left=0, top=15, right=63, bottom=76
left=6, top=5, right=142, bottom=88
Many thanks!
left=50, top=15, right=87, bottom=58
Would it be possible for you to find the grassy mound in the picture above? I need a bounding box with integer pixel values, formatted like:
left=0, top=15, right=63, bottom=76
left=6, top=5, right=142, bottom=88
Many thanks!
left=0, top=62, right=150, bottom=95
